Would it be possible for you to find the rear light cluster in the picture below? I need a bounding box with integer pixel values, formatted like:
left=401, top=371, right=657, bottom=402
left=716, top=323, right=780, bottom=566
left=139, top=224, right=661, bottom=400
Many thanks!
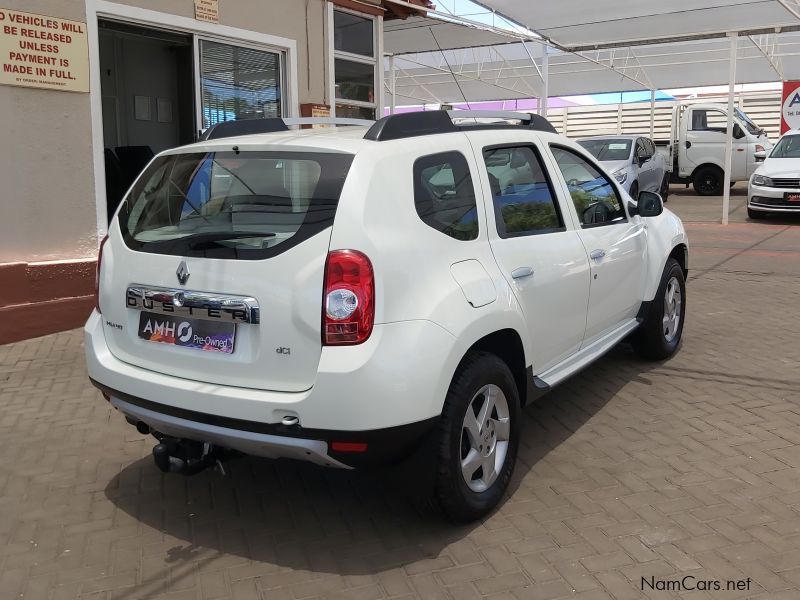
left=322, top=250, right=374, bottom=345
left=95, top=235, right=109, bottom=314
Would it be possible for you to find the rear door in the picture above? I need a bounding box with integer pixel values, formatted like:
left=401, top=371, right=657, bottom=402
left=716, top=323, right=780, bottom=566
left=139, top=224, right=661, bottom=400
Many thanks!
left=475, top=134, right=591, bottom=373
left=548, top=144, right=647, bottom=346
left=99, top=148, right=354, bottom=392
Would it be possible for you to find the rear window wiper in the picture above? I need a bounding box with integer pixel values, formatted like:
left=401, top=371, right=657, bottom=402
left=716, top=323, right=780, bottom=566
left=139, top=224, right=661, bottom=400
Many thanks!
left=183, top=232, right=277, bottom=249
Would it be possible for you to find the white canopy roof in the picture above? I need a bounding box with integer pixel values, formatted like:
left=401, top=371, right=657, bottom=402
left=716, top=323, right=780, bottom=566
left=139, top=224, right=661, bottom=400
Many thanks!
left=477, top=0, right=800, bottom=50
left=384, top=2, right=800, bottom=105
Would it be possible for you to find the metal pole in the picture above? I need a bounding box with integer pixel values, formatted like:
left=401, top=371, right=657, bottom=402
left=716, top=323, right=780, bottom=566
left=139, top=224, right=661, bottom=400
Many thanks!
left=649, top=90, right=656, bottom=138
left=541, top=44, right=549, bottom=119
left=389, top=55, right=396, bottom=115
left=722, top=32, right=738, bottom=226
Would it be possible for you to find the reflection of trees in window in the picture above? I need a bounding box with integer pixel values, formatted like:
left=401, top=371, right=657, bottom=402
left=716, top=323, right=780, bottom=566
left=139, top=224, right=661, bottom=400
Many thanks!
left=501, top=202, right=559, bottom=233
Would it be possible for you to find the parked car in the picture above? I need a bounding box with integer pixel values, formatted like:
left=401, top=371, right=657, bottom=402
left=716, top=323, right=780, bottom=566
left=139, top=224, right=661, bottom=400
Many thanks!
left=578, top=135, right=671, bottom=201
left=86, top=111, right=689, bottom=521
left=748, top=129, right=800, bottom=219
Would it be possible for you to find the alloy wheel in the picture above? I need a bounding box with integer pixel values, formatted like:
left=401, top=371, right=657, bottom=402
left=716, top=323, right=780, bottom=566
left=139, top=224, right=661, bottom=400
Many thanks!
left=460, top=384, right=510, bottom=493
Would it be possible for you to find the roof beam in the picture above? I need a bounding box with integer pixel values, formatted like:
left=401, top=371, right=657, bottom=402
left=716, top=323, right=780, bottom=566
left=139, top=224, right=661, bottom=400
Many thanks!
left=749, top=34, right=785, bottom=79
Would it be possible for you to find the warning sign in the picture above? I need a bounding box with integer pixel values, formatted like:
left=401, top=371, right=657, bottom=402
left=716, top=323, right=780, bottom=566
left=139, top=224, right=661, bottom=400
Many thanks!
left=0, top=8, right=89, bottom=93
left=194, top=0, right=219, bottom=23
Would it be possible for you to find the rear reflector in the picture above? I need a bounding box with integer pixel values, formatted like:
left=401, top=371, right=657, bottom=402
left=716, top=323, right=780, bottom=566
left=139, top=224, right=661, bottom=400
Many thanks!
left=330, top=441, right=368, bottom=453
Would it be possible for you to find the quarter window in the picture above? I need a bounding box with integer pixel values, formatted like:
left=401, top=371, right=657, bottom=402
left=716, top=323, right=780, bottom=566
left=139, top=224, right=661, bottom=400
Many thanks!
left=413, top=152, right=479, bottom=241
left=482, top=145, right=564, bottom=237
left=551, top=146, right=627, bottom=227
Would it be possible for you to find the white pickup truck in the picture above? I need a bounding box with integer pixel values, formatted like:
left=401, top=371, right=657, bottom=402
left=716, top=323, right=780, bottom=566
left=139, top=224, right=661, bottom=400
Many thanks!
left=658, top=103, right=771, bottom=195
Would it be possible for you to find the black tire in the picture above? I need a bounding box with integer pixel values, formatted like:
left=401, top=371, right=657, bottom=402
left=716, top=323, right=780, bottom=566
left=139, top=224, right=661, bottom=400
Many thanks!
left=434, top=352, right=520, bottom=522
left=633, top=258, right=686, bottom=360
left=629, top=181, right=639, bottom=200
left=748, top=207, right=766, bottom=220
left=660, top=175, right=670, bottom=202
left=692, top=166, right=724, bottom=196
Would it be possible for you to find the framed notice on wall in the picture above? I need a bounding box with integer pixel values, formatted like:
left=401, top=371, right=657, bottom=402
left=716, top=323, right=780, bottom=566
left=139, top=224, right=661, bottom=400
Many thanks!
left=0, top=8, right=89, bottom=92
left=194, top=0, right=219, bottom=23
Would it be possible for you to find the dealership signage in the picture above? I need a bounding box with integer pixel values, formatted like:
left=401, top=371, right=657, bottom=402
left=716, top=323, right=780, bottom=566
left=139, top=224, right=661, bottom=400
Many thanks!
left=781, top=81, right=800, bottom=134
left=0, top=8, right=89, bottom=93
left=194, top=0, right=220, bottom=23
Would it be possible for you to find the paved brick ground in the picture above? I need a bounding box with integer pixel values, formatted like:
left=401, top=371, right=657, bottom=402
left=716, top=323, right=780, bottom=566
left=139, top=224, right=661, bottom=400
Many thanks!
left=2, top=191, right=800, bottom=600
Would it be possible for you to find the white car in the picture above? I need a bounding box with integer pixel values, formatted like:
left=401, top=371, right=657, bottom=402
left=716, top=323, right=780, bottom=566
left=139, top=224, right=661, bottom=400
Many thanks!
left=748, top=129, right=800, bottom=219
left=86, top=111, right=689, bottom=521
left=578, top=135, right=671, bottom=201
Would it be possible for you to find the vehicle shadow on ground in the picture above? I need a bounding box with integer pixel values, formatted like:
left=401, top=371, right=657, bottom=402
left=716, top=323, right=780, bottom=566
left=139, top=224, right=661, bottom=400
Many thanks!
left=104, top=344, right=661, bottom=582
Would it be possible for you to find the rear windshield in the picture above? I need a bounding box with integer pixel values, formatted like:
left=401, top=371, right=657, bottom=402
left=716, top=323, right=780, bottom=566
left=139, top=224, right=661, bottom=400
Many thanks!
left=118, top=151, right=354, bottom=259
left=578, top=139, right=632, bottom=162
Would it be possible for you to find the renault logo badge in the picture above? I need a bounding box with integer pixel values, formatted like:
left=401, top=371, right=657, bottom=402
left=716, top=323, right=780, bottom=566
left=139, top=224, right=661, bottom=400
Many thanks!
left=176, top=260, right=190, bottom=285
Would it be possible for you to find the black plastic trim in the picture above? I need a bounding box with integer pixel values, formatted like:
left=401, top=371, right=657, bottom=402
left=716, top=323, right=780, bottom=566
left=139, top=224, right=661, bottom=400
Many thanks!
left=525, top=366, right=550, bottom=403
left=636, top=300, right=653, bottom=323
left=201, top=118, right=289, bottom=140
left=364, top=110, right=557, bottom=142
left=90, top=379, right=439, bottom=467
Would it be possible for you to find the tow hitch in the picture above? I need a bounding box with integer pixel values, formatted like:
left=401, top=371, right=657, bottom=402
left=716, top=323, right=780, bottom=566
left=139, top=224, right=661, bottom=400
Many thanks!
left=152, top=437, right=230, bottom=476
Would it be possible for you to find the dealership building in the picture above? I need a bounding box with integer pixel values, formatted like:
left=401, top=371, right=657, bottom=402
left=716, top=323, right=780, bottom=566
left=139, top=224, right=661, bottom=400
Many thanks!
left=0, top=0, right=427, bottom=343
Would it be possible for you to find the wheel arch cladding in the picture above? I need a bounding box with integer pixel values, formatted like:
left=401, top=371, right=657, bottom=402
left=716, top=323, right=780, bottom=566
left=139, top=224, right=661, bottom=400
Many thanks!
left=669, top=243, right=689, bottom=279
left=458, top=329, right=527, bottom=408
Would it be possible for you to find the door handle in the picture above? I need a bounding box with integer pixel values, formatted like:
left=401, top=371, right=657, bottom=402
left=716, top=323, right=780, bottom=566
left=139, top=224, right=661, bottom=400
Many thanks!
left=590, top=249, right=606, bottom=260
left=511, top=267, right=534, bottom=279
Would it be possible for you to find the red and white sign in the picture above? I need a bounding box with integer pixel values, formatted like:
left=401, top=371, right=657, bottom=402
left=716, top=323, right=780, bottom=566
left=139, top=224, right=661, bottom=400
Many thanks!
left=781, top=81, right=800, bottom=134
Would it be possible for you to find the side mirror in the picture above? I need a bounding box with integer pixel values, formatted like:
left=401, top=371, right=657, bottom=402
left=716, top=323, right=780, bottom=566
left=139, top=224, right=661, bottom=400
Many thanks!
left=733, top=124, right=746, bottom=139
left=637, top=191, right=664, bottom=217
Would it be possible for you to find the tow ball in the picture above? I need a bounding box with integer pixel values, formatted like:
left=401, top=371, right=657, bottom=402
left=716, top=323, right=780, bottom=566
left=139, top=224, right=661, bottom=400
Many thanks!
left=152, top=437, right=228, bottom=476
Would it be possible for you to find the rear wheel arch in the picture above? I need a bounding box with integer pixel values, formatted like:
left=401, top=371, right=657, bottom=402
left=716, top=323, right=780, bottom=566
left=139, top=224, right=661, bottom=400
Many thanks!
left=453, top=329, right=528, bottom=409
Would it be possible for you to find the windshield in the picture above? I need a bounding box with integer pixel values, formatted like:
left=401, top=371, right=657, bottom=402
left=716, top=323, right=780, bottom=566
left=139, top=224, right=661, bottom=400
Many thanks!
left=577, top=139, right=632, bottom=162
left=118, top=150, right=354, bottom=259
left=770, top=135, right=800, bottom=158
left=734, top=108, right=763, bottom=136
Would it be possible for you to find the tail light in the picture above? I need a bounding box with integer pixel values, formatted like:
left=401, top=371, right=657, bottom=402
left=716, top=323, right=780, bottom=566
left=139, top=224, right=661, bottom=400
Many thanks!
left=322, top=250, right=374, bottom=345
left=95, top=235, right=109, bottom=313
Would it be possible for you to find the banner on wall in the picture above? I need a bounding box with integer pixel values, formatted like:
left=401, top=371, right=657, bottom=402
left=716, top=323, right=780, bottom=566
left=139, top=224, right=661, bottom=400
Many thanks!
left=0, top=8, right=89, bottom=93
left=781, top=81, right=800, bottom=134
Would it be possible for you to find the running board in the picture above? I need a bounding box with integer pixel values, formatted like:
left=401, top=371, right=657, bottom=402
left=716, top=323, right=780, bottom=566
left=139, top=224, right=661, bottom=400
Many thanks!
left=536, top=319, right=640, bottom=389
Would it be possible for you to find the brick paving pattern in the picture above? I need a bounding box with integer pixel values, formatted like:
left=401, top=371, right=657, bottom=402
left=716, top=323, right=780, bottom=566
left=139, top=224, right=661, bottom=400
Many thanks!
left=1, top=190, right=800, bottom=599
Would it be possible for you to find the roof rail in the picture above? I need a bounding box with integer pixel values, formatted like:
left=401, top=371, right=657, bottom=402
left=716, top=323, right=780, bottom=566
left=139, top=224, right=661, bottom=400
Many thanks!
left=200, top=117, right=374, bottom=141
left=364, top=110, right=557, bottom=142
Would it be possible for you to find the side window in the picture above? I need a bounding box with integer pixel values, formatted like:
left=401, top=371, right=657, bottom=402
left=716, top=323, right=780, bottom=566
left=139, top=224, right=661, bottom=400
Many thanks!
left=413, top=151, right=479, bottom=241
left=482, top=145, right=564, bottom=237
left=550, top=145, right=627, bottom=227
left=690, top=109, right=727, bottom=133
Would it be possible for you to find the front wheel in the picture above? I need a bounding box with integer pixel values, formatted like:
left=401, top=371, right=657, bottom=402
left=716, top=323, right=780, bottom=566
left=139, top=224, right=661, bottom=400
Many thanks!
left=434, top=352, right=520, bottom=522
left=633, top=258, right=686, bottom=360
left=692, top=166, right=723, bottom=196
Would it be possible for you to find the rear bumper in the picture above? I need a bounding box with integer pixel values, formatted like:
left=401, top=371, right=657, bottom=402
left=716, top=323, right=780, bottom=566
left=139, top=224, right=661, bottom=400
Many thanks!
left=94, top=382, right=437, bottom=468
left=85, top=310, right=453, bottom=466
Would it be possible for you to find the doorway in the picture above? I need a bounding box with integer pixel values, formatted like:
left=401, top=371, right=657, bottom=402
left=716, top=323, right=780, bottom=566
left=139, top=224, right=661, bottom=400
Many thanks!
left=98, top=20, right=195, bottom=222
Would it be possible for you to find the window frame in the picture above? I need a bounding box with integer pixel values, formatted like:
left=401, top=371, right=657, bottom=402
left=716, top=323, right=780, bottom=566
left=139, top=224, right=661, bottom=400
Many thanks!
left=481, top=143, right=567, bottom=239
left=549, top=143, right=629, bottom=229
left=328, top=6, right=380, bottom=119
left=689, top=108, right=728, bottom=133
left=412, top=150, right=480, bottom=242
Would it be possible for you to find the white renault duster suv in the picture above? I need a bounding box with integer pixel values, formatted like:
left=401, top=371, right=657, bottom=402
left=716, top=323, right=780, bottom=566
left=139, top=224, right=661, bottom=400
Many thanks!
left=86, top=111, right=688, bottom=521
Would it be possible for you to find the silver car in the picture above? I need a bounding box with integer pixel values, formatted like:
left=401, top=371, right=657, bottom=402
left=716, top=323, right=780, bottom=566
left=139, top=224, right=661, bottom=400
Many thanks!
left=578, top=135, right=671, bottom=201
